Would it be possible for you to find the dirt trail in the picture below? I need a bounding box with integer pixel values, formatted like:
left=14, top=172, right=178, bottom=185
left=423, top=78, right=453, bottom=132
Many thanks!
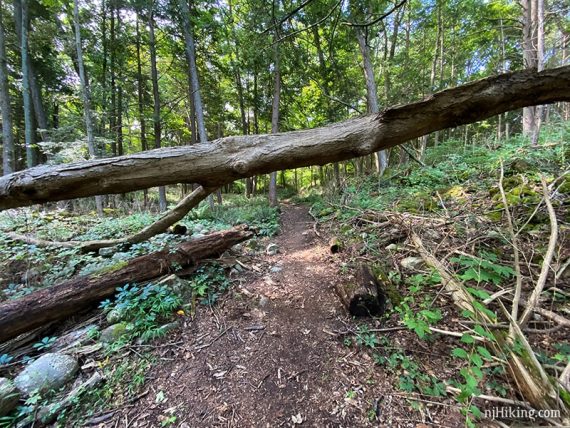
left=115, top=204, right=426, bottom=427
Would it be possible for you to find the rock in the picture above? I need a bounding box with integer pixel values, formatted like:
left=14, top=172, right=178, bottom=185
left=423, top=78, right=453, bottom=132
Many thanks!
left=100, top=323, right=128, bottom=344
left=157, top=274, right=189, bottom=295
left=111, top=252, right=131, bottom=261
left=192, top=233, right=206, bottom=240
left=385, top=243, right=399, bottom=251
left=106, top=307, right=127, bottom=324
left=246, top=238, right=259, bottom=250
left=52, top=325, right=98, bottom=351
left=400, top=257, right=425, bottom=271
left=270, top=265, right=282, bottom=273
left=98, top=247, right=115, bottom=258
left=0, top=378, right=19, bottom=416
left=266, top=243, right=279, bottom=256
left=14, top=353, right=78, bottom=396
left=259, top=295, right=270, bottom=307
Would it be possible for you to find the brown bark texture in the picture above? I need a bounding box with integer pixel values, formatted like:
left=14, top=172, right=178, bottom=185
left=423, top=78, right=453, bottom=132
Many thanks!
left=335, top=264, right=386, bottom=316
left=0, top=225, right=253, bottom=343
left=0, top=67, right=569, bottom=210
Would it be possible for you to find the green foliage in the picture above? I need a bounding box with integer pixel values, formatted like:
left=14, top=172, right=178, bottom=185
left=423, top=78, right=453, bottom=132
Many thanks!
left=0, top=353, right=13, bottom=366
left=190, top=263, right=230, bottom=306
left=374, top=349, right=446, bottom=398
left=394, top=273, right=443, bottom=339
left=451, top=251, right=515, bottom=286
left=32, top=336, right=57, bottom=351
left=104, top=283, right=182, bottom=344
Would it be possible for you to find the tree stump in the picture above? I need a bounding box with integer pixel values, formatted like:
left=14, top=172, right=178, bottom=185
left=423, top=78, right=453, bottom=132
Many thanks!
left=335, top=264, right=386, bottom=316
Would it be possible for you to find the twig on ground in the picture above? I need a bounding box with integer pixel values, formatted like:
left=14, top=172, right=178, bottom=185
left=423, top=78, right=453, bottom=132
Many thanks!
left=519, top=176, right=559, bottom=328
left=498, top=160, right=523, bottom=337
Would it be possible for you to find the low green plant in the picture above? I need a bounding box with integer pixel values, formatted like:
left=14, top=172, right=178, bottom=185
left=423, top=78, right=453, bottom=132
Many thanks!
left=190, top=263, right=230, bottom=306
left=103, top=282, right=182, bottom=344
left=32, top=336, right=57, bottom=351
left=395, top=273, right=443, bottom=339
left=0, top=353, right=13, bottom=366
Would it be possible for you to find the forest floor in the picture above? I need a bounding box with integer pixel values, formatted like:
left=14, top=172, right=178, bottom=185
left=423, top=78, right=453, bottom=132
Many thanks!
left=111, top=203, right=461, bottom=428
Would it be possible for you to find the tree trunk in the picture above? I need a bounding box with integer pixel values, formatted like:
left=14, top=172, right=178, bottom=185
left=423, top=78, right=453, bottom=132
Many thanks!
left=13, top=0, right=48, bottom=147
left=268, top=43, right=280, bottom=207
left=73, top=0, right=104, bottom=216
left=179, top=0, right=211, bottom=208
left=335, top=264, right=386, bottom=316
left=135, top=14, right=148, bottom=206
left=521, top=0, right=537, bottom=137
left=0, top=67, right=568, bottom=210
left=0, top=0, right=14, bottom=175
left=148, top=10, right=167, bottom=211
left=20, top=0, right=35, bottom=168
left=0, top=226, right=253, bottom=343
left=355, top=28, right=387, bottom=175
left=109, top=0, right=116, bottom=156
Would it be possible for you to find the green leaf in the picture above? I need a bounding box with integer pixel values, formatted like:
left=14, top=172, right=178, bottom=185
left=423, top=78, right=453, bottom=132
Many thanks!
left=452, top=348, right=469, bottom=359
left=461, top=334, right=475, bottom=344
left=477, top=346, right=493, bottom=360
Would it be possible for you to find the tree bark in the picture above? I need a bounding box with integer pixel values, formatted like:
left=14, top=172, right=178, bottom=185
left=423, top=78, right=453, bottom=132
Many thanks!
left=355, top=28, right=387, bottom=175
left=0, top=225, right=253, bottom=343
left=335, top=264, right=386, bottom=316
left=0, top=0, right=14, bottom=175
left=73, top=0, right=104, bottom=216
left=13, top=0, right=48, bottom=145
left=0, top=67, right=569, bottom=210
left=268, top=42, right=280, bottom=207
left=20, top=0, right=35, bottom=168
left=148, top=9, right=167, bottom=211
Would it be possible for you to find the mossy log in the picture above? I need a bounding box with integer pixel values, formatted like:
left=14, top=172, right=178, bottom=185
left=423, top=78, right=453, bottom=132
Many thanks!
left=329, top=237, right=342, bottom=254
left=335, top=264, right=386, bottom=316
left=0, top=226, right=253, bottom=343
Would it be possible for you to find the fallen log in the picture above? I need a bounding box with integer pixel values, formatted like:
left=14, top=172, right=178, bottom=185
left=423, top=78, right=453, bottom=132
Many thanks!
left=1, top=67, right=569, bottom=210
left=329, top=237, right=342, bottom=254
left=335, top=264, right=386, bottom=316
left=0, top=225, right=253, bottom=343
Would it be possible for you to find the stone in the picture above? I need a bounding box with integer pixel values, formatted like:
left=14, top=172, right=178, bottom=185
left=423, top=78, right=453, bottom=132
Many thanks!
left=52, top=325, right=98, bottom=351
left=385, top=243, right=399, bottom=251
left=14, top=353, right=78, bottom=396
left=266, top=243, right=279, bottom=256
left=259, top=295, right=270, bottom=307
left=106, top=307, right=127, bottom=324
left=270, top=265, right=282, bottom=273
left=246, top=238, right=259, bottom=250
left=0, top=378, right=19, bottom=416
left=100, top=323, right=128, bottom=344
left=111, top=252, right=131, bottom=261
left=400, top=257, right=425, bottom=271
left=98, top=247, right=115, bottom=258
left=192, top=233, right=206, bottom=240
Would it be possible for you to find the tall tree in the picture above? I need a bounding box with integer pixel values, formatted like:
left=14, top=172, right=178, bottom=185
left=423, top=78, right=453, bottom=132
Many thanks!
left=20, top=0, right=35, bottom=168
left=0, top=0, right=14, bottom=175
left=179, top=0, right=218, bottom=207
left=268, top=42, right=280, bottom=207
left=521, top=0, right=545, bottom=144
left=73, top=0, right=103, bottom=215
left=148, top=5, right=167, bottom=211
left=352, top=3, right=388, bottom=175
left=135, top=12, right=148, bottom=206
left=13, top=0, right=48, bottom=145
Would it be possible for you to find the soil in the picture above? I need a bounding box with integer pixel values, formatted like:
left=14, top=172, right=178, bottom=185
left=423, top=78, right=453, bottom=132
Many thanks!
left=110, top=204, right=463, bottom=428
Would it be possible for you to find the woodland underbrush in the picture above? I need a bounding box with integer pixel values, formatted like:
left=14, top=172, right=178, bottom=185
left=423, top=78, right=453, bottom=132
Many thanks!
left=306, top=122, right=570, bottom=426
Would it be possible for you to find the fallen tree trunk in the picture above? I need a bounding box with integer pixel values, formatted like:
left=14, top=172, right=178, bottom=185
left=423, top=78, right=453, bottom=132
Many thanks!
left=1, top=67, right=569, bottom=210
left=335, top=264, right=386, bottom=316
left=5, top=185, right=214, bottom=252
left=0, top=225, right=253, bottom=343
